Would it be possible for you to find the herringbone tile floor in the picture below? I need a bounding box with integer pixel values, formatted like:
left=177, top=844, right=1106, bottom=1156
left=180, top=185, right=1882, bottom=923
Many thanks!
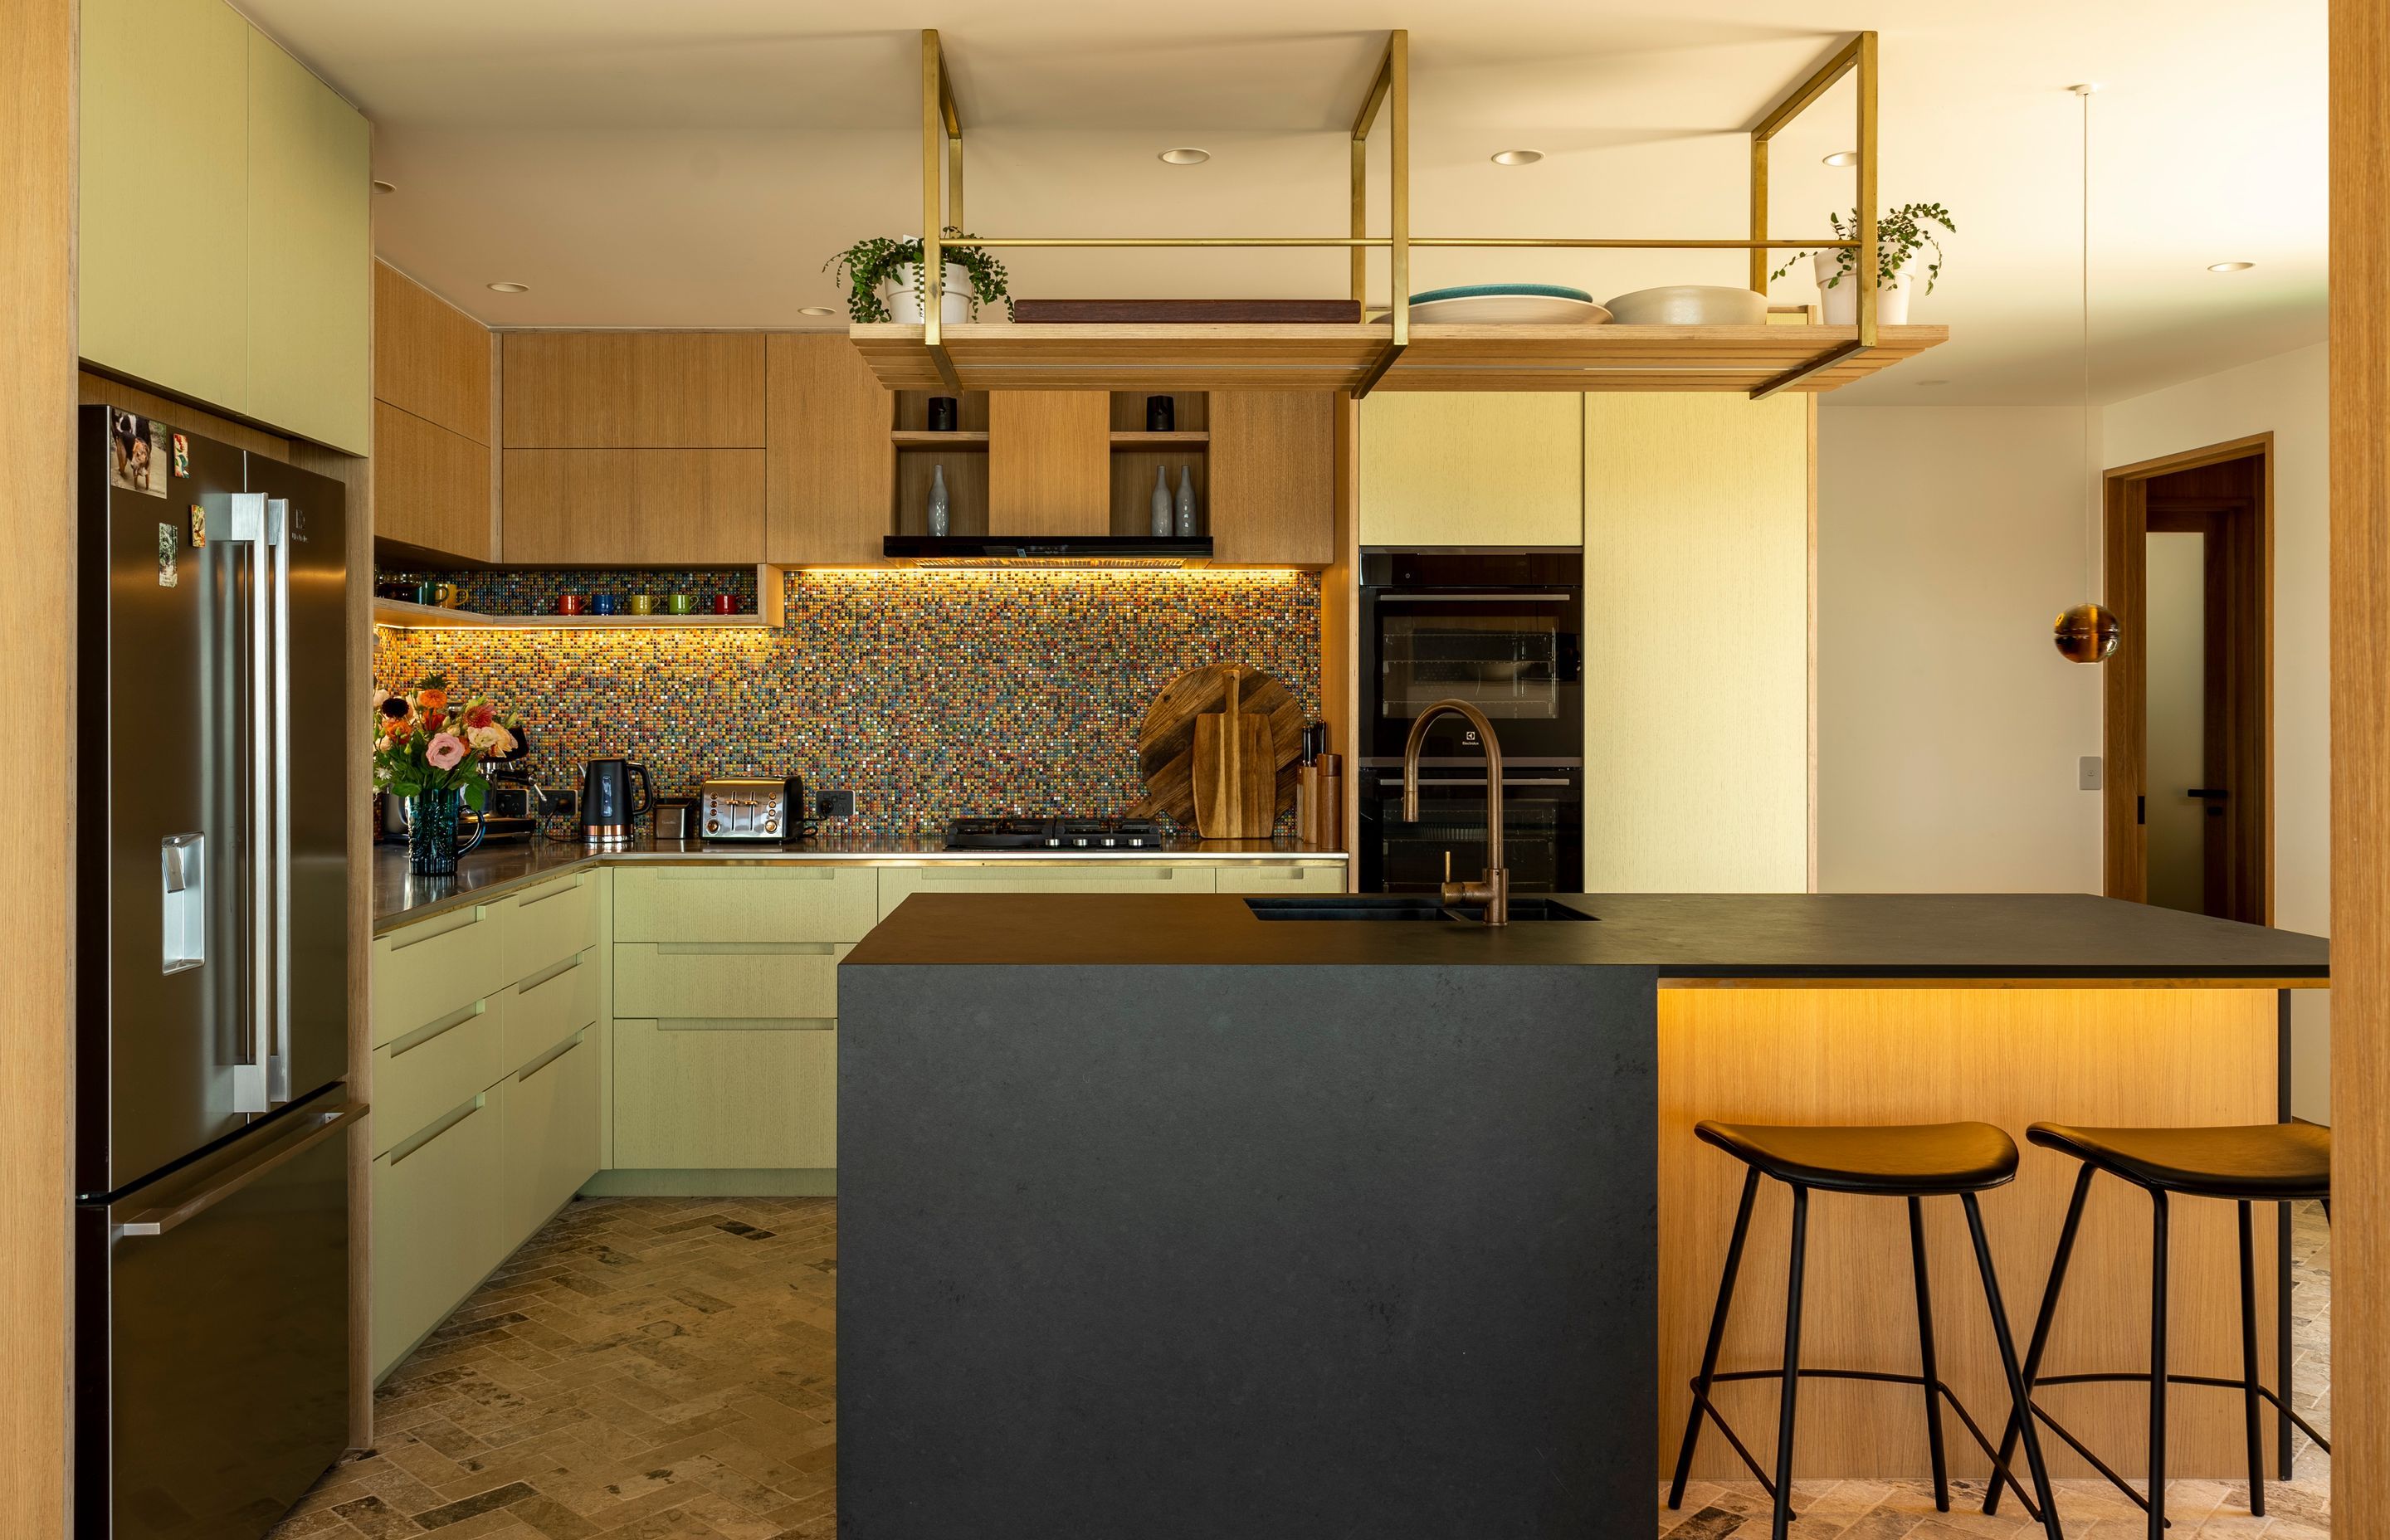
left=271, top=1197, right=2331, bottom=1538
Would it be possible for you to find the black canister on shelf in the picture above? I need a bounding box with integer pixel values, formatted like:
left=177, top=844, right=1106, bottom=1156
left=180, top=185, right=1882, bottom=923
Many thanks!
left=1144, top=395, right=1175, bottom=432
left=926, top=396, right=959, bottom=431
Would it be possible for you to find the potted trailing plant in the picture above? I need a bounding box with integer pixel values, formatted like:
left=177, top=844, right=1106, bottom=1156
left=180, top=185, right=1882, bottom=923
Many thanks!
left=1771, top=202, right=1955, bottom=325
left=371, top=673, right=522, bottom=875
left=824, top=229, right=1014, bottom=324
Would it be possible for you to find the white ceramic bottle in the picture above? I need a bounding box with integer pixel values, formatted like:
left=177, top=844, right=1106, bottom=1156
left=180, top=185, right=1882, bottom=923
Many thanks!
left=1175, top=465, right=1197, bottom=536
left=1151, top=466, right=1173, bottom=537
left=928, top=463, right=950, bottom=537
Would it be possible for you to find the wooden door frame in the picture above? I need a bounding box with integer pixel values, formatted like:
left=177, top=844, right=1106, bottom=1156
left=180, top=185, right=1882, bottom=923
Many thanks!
left=2100, top=431, right=2275, bottom=921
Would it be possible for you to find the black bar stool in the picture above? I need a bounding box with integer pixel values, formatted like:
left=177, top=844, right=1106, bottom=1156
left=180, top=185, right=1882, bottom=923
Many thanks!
left=1667, top=1121, right=2064, bottom=1540
left=1984, top=1122, right=2332, bottom=1537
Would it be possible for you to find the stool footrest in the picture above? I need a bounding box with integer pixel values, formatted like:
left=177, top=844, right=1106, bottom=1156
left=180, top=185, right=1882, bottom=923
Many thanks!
left=1681, top=1368, right=2047, bottom=1522
left=2025, top=1372, right=2329, bottom=1457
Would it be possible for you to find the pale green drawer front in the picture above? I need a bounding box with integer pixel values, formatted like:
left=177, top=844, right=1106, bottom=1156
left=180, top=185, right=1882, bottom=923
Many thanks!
left=504, top=947, right=599, bottom=1072
left=612, top=1018, right=835, bottom=1170
left=616, top=865, right=880, bottom=943
left=80, top=0, right=250, bottom=413
left=877, top=862, right=1212, bottom=920
left=370, top=993, right=507, bottom=1157
left=505, top=1030, right=599, bottom=1238
left=614, top=942, right=847, bottom=1021
left=1209, top=863, right=1349, bottom=895
left=504, top=874, right=599, bottom=979
left=372, top=904, right=503, bottom=1050
left=371, top=1087, right=505, bottom=1377
left=245, top=25, right=370, bottom=452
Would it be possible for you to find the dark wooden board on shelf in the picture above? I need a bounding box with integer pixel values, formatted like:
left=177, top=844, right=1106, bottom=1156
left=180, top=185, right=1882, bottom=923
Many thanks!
left=1131, top=662, right=1301, bottom=830
left=1016, top=300, right=1365, bottom=324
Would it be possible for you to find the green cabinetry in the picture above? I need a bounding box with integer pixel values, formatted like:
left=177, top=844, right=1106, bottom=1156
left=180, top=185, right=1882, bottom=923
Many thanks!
left=79, top=0, right=369, bottom=452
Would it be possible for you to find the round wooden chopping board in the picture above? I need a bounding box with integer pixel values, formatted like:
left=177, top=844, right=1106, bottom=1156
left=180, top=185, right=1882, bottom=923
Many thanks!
left=1131, top=662, right=1304, bottom=830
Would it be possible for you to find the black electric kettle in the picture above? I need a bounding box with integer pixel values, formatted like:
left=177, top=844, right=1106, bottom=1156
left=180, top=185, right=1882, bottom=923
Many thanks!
left=579, top=758, right=652, bottom=846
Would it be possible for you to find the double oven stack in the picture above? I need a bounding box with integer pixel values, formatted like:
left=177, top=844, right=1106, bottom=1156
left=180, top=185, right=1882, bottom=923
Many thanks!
left=1358, top=550, right=1584, bottom=895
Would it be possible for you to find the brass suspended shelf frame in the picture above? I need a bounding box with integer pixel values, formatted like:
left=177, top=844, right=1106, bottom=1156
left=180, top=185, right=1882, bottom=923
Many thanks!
left=885, top=27, right=1936, bottom=399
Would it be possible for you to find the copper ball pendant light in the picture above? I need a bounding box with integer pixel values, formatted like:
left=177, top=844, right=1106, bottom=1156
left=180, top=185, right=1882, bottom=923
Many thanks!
left=2052, top=601, right=2120, bottom=663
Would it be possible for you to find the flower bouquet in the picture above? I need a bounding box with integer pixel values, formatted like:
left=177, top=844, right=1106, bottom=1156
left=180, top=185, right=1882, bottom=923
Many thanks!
left=372, top=673, right=522, bottom=875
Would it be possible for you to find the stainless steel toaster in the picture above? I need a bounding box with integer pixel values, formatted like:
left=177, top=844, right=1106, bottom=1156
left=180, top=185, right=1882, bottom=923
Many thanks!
left=700, top=775, right=802, bottom=842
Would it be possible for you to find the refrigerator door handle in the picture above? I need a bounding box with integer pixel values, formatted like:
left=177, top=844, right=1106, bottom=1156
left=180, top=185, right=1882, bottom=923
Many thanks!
left=224, top=495, right=272, bottom=1114
left=112, top=1100, right=361, bottom=1238
left=266, top=498, right=292, bottom=1105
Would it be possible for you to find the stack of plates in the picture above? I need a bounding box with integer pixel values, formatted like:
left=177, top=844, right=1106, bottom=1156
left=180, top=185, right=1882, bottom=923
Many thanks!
left=1386, top=284, right=1612, bottom=325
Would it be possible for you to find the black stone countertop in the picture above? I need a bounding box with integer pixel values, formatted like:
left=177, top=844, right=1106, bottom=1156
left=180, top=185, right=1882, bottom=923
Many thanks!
left=373, top=836, right=1345, bottom=934
left=844, top=891, right=2329, bottom=982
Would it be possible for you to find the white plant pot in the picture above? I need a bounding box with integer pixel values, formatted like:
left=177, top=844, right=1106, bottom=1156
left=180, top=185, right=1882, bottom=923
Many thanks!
left=1814, top=251, right=1913, bottom=325
left=882, top=261, right=974, bottom=324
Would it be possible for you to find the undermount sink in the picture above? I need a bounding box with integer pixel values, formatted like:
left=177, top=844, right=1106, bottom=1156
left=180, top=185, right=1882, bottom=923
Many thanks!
left=1244, top=897, right=1595, bottom=924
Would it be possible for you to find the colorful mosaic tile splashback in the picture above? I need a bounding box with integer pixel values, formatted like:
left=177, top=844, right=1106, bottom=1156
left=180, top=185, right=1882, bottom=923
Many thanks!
left=373, top=569, right=1321, bottom=836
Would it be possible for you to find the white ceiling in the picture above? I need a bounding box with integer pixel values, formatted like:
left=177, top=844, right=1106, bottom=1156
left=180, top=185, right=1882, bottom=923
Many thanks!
left=242, top=0, right=2327, bottom=404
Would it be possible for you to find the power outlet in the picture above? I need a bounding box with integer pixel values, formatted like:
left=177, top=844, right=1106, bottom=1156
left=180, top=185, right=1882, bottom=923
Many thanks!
left=815, top=789, right=856, bottom=819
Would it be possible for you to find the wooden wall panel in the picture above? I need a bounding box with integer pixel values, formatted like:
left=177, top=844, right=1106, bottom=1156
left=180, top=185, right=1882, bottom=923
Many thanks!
left=1322, top=394, right=1361, bottom=875
left=373, top=401, right=493, bottom=563
left=1585, top=392, right=1808, bottom=892
left=503, top=449, right=766, bottom=565
left=988, top=391, right=1109, bottom=535
left=765, top=334, right=891, bottom=565
left=502, top=333, right=766, bottom=449
left=1, top=0, right=76, bottom=1528
left=374, top=261, right=490, bottom=444
left=2330, top=0, right=2389, bottom=1521
left=1661, top=987, right=2281, bottom=1481
left=1211, top=392, right=1334, bottom=566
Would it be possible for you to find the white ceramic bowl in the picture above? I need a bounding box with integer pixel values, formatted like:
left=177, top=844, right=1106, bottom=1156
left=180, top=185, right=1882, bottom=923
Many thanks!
left=1405, top=293, right=1612, bottom=325
left=1602, top=285, right=1769, bottom=325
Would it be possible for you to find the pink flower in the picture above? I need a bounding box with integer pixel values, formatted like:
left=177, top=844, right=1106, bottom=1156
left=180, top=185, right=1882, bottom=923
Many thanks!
left=426, top=733, right=467, bottom=771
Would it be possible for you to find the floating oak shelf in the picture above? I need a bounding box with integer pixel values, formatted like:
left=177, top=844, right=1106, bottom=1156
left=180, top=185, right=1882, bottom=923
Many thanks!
left=1109, top=431, right=1210, bottom=447
left=890, top=429, right=990, bottom=448
left=849, top=322, right=1949, bottom=396
left=372, top=598, right=777, bottom=631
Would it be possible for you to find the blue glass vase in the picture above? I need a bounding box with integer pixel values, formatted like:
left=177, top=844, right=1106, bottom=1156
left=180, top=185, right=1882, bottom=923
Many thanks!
left=407, top=787, right=484, bottom=875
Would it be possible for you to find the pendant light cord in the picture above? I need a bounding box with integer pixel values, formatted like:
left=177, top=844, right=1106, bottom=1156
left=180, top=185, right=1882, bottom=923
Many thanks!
left=2079, top=84, right=2096, bottom=600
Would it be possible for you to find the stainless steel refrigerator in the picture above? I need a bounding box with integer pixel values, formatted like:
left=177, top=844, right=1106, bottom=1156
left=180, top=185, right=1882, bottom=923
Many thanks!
left=73, top=407, right=358, bottom=1540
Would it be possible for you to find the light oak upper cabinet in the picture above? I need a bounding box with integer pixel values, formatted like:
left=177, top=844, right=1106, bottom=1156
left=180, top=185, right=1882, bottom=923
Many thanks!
left=80, top=0, right=251, bottom=417
left=80, top=0, right=370, bottom=452
left=244, top=28, right=371, bottom=454
left=373, top=263, right=493, bottom=561
left=500, top=332, right=768, bottom=564
left=988, top=392, right=1110, bottom=535
left=1210, top=392, right=1334, bottom=566
left=1358, top=392, right=1583, bottom=547
left=1583, top=393, right=1809, bottom=893
left=766, top=334, right=892, bottom=566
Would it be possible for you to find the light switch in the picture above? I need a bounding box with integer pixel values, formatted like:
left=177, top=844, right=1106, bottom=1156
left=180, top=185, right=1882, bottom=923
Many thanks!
left=2079, top=756, right=2103, bottom=792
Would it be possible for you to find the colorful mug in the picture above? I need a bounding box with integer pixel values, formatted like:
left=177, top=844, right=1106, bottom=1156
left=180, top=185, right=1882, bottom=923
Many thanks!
left=711, top=593, right=738, bottom=615
left=629, top=594, right=655, bottom=616
left=554, top=593, right=587, bottom=615
left=590, top=593, right=621, bottom=616
left=667, top=593, right=695, bottom=615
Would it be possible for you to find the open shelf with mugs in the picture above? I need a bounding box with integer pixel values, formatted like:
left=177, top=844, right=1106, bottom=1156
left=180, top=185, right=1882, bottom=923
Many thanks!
left=370, top=564, right=788, bottom=631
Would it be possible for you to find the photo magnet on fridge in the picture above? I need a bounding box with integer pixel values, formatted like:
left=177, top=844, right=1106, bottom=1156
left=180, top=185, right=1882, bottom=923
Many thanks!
left=108, top=410, right=168, bottom=497
left=172, top=432, right=190, bottom=477
left=157, top=524, right=179, bottom=587
left=189, top=504, right=207, bottom=546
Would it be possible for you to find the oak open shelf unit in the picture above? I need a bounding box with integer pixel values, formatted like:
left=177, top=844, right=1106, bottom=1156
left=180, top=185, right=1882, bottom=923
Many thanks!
left=371, top=565, right=788, bottom=631
left=887, top=387, right=1219, bottom=540
left=867, top=29, right=1935, bottom=399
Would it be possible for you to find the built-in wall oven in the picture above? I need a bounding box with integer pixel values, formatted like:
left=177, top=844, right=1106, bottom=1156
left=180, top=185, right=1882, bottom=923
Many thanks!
left=1358, top=550, right=1584, bottom=894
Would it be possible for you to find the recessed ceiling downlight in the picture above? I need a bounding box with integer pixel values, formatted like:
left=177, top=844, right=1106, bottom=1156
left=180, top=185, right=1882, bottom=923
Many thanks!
left=2207, top=261, right=2255, bottom=273
left=1491, top=149, right=1544, bottom=166
left=371, top=178, right=396, bottom=193
left=1822, top=150, right=1860, bottom=168
left=1158, top=148, right=1210, bottom=165
left=486, top=281, right=529, bottom=294
left=799, top=306, right=836, bottom=316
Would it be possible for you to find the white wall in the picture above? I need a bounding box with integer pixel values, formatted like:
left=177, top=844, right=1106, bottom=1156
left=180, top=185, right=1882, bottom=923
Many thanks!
left=2104, top=343, right=2330, bottom=1122
left=1815, top=404, right=2104, bottom=893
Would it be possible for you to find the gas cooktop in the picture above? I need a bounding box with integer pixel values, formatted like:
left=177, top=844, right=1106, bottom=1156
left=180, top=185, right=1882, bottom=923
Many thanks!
left=945, top=816, right=1168, bottom=850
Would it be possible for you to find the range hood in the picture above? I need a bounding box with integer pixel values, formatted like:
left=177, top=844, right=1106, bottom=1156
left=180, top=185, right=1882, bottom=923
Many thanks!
left=881, top=535, right=1212, bottom=569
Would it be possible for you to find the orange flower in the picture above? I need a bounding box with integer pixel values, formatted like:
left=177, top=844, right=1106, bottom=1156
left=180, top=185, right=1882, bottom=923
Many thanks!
left=417, top=687, right=447, bottom=715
